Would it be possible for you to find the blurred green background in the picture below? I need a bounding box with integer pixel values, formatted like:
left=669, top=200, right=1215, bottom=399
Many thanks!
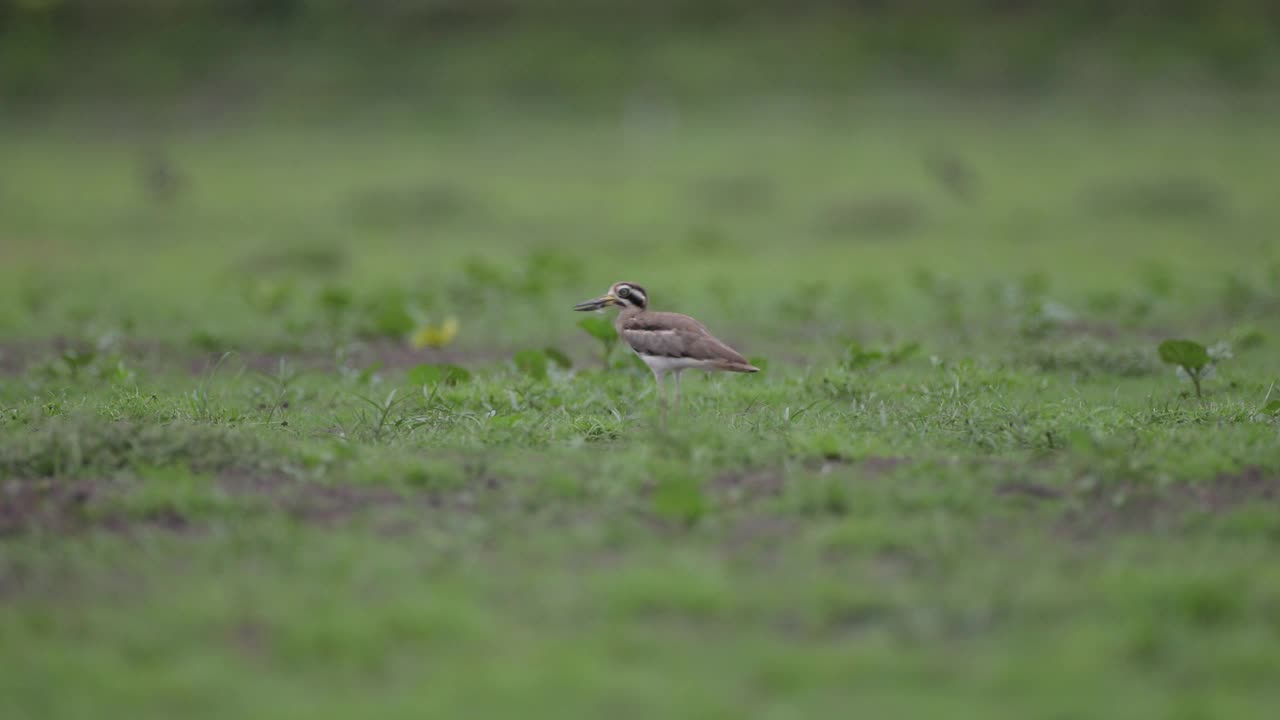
left=4, top=0, right=1279, bottom=354
left=3, top=3, right=1280, bottom=719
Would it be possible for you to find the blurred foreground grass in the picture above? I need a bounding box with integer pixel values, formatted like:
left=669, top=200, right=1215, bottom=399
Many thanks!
left=2, top=72, right=1280, bottom=719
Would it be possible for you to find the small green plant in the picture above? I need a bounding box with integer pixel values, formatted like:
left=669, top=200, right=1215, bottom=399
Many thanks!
left=351, top=389, right=411, bottom=442
left=513, top=349, right=550, bottom=380
left=253, top=358, right=300, bottom=427
left=1157, top=339, right=1215, bottom=397
left=843, top=340, right=920, bottom=370
left=578, top=317, right=618, bottom=369
left=1260, top=383, right=1279, bottom=418
left=408, top=363, right=471, bottom=387
left=60, top=348, right=96, bottom=381
left=513, top=347, right=573, bottom=380
left=543, top=347, right=572, bottom=370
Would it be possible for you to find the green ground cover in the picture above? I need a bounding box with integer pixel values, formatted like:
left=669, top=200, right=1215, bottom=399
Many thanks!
left=2, top=70, right=1279, bottom=717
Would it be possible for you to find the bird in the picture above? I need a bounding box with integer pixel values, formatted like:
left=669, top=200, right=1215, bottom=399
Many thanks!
left=573, top=281, right=758, bottom=405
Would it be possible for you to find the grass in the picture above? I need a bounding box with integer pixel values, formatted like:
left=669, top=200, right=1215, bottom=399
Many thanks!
left=2, top=81, right=1280, bottom=718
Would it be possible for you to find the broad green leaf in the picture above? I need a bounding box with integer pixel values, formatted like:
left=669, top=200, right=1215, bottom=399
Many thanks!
left=845, top=342, right=884, bottom=370
left=887, top=341, right=921, bottom=364
left=355, top=362, right=383, bottom=385
left=1158, top=339, right=1210, bottom=371
left=62, top=349, right=96, bottom=369
left=514, top=349, right=549, bottom=380
left=578, top=317, right=617, bottom=344
left=543, top=347, right=573, bottom=370
left=1263, top=399, right=1280, bottom=416
left=408, top=363, right=471, bottom=386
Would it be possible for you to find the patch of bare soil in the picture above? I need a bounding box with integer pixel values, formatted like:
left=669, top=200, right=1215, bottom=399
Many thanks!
left=0, top=471, right=491, bottom=538
left=0, top=337, right=509, bottom=377
left=998, top=466, right=1280, bottom=535
left=0, top=337, right=92, bottom=375
left=0, top=478, right=203, bottom=537
left=190, top=339, right=513, bottom=376
left=0, top=478, right=97, bottom=535
left=0, top=478, right=191, bottom=536
left=712, top=456, right=908, bottom=506
left=218, top=472, right=426, bottom=525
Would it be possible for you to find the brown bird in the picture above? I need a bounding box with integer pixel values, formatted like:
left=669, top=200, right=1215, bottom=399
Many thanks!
left=573, top=281, right=758, bottom=404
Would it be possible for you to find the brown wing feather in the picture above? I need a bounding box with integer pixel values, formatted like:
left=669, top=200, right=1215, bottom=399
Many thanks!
left=624, top=312, right=709, bottom=334
left=621, top=312, right=756, bottom=371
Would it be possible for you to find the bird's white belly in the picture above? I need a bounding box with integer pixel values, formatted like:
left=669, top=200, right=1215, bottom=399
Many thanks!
left=636, top=352, right=713, bottom=375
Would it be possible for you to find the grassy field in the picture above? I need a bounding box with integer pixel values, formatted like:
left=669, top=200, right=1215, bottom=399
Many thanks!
left=2, top=87, right=1280, bottom=719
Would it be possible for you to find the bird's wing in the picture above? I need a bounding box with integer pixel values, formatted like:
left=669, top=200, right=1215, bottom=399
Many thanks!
left=621, top=313, right=749, bottom=365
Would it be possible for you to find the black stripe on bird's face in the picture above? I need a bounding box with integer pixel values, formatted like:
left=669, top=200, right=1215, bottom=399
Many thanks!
left=611, top=282, right=647, bottom=309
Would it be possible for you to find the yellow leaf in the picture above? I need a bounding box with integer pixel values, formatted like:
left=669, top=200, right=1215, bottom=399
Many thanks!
left=410, top=316, right=459, bottom=349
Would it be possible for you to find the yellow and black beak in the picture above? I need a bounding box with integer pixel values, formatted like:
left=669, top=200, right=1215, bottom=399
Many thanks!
left=572, top=293, right=617, bottom=311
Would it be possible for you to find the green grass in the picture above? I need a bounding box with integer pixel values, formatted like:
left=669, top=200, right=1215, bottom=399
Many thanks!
left=2, top=86, right=1280, bottom=719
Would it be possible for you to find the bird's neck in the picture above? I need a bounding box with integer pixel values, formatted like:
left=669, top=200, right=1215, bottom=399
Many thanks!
left=614, top=305, right=643, bottom=333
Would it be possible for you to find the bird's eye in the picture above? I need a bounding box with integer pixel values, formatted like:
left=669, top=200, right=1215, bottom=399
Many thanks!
left=617, top=286, right=631, bottom=298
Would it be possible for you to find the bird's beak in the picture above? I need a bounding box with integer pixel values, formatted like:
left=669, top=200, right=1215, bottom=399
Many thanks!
left=572, top=293, right=616, bottom=311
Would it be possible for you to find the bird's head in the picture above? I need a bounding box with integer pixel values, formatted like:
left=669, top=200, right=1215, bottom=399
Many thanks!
left=573, top=281, right=648, bottom=312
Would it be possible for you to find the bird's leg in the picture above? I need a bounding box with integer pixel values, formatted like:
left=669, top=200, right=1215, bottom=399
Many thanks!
left=651, top=370, right=669, bottom=428
left=673, top=371, right=683, bottom=408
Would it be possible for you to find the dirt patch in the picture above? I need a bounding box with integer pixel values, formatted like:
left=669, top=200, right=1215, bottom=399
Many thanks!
left=1068, top=467, right=1280, bottom=535
left=0, top=471, right=476, bottom=538
left=189, top=339, right=512, bottom=376
left=995, top=480, right=1066, bottom=501
left=0, top=477, right=195, bottom=536
left=712, top=468, right=785, bottom=504
left=0, top=478, right=97, bottom=535
left=712, top=456, right=908, bottom=505
left=997, top=466, right=1280, bottom=536
left=219, top=471, right=427, bottom=525
left=189, top=339, right=508, bottom=375
left=0, top=337, right=509, bottom=377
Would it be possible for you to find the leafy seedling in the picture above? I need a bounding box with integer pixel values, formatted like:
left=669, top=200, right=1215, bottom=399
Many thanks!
left=578, top=317, right=618, bottom=370
left=543, top=347, right=572, bottom=370
left=844, top=342, right=884, bottom=370
left=408, top=363, right=471, bottom=387
left=1157, top=339, right=1212, bottom=398
left=843, top=340, right=919, bottom=370
left=60, top=348, right=96, bottom=379
left=513, top=349, right=550, bottom=380
left=1260, top=383, right=1279, bottom=418
left=344, top=361, right=382, bottom=386
left=352, top=389, right=412, bottom=442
